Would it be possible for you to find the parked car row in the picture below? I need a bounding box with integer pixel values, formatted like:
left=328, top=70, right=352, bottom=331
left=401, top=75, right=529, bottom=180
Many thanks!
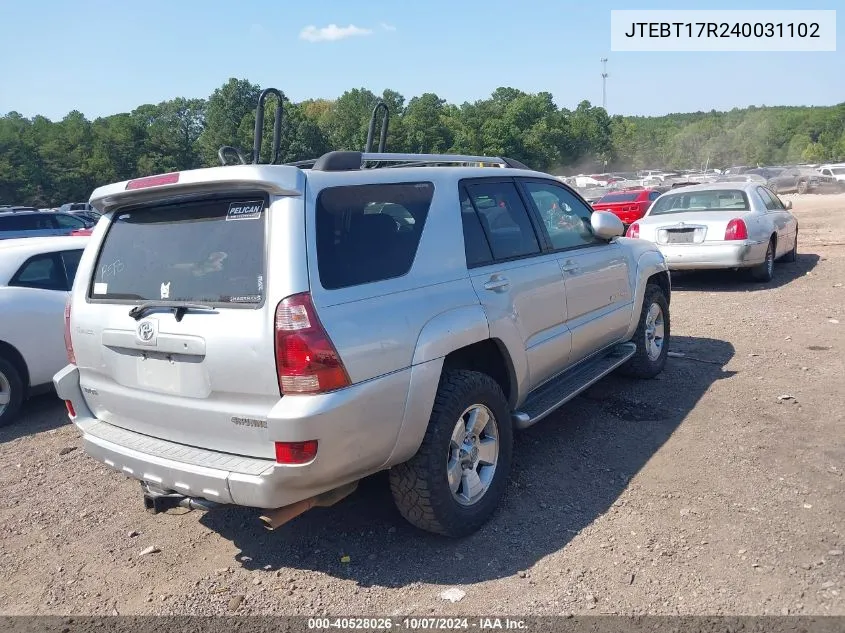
left=0, top=208, right=97, bottom=240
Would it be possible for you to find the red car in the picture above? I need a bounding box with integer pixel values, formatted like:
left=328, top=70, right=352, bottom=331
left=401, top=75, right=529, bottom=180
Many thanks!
left=591, top=188, right=662, bottom=226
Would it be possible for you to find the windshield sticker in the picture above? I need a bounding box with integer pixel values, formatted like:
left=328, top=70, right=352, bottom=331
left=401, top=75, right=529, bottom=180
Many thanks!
left=160, top=281, right=171, bottom=299
left=226, top=200, right=264, bottom=222
left=228, top=295, right=261, bottom=303
left=93, top=282, right=108, bottom=295
left=257, top=275, right=264, bottom=292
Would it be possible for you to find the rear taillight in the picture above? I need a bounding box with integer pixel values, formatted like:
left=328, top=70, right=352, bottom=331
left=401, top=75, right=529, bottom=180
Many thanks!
left=64, top=400, right=76, bottom=419
left=274, top=440, right=318, bottom=464
left=274, top=293, right=350, bottom=395
left=64, top=297, right=76, bottom=365
left=125, top=172, right=179, bottom=190
left=725, top=219, right=748, bottom=240
left=626, top=222, right=640, bottom=239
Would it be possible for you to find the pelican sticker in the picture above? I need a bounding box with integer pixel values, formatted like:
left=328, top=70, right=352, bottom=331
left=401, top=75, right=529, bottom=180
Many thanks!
left=226, top=200, right=264, bottom=221
left=136, top=319, right=158, bottom=346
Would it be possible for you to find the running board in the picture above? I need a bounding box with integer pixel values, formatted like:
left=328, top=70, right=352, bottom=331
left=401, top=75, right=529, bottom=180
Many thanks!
left=511, top=342, right=637, bottom=430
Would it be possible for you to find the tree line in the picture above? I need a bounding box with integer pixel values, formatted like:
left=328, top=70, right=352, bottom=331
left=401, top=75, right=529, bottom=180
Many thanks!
left=2, top=77, right=844, bottom=206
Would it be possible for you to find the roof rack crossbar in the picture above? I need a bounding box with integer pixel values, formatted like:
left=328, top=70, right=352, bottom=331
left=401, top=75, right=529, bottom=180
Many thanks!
left=253, top=88, right=284, bottom=165
left=359, top=153, right=509, bottom=165
left=365, top=102, right=390, bottom=154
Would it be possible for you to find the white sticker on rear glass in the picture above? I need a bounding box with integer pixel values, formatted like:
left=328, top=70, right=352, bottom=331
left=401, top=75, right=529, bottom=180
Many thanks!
left=160, top=281, right=171, bottom=299
left=93, top=282, right=108, bottom=295
left=226, top=200, right=264, bottom=221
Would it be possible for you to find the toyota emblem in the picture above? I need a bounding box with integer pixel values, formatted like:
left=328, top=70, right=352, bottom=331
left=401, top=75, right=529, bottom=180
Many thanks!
left=137, top=321, right=155, bottom=342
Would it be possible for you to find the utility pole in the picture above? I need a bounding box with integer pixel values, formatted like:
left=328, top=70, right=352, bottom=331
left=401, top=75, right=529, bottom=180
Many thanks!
left=600, top=57, right=608, bottom=111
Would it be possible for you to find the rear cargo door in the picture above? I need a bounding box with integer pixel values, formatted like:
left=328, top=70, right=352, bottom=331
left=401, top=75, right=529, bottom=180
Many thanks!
left=72, top=194, right=295, bottom=459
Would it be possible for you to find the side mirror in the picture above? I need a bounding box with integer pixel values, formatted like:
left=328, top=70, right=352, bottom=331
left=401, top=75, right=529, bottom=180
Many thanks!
left=784, top=200, right=793, bottom=210
left=591, top=211, right=625, bottom=240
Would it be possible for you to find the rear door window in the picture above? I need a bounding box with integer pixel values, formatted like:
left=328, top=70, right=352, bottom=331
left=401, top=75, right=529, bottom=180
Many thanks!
left=316, top=182, right=434, bottom=290
left=10, top=254, right=68, bottom=290
left=0, top=214, right=52, bottom=232
left=89, top=195, right=267, bottom=304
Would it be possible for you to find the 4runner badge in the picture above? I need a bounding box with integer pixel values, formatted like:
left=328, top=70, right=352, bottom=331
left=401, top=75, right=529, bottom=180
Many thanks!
left=136, top=320, right=158, bottom=346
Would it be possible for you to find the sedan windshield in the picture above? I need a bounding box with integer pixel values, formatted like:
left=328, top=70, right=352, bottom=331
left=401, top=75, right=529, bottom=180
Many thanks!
left=649, top=190, right=750, bottom=215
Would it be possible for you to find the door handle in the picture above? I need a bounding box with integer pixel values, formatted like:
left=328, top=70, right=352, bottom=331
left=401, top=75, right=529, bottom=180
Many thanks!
left=483, top=276, right=510, bottom=292
left=561, top=260, right=579, bottom=274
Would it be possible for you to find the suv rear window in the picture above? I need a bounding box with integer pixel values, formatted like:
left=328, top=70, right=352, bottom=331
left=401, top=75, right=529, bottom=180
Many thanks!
left=316, top=182, right=434, bottom=290
left=89, top=195, right=267, bottom=304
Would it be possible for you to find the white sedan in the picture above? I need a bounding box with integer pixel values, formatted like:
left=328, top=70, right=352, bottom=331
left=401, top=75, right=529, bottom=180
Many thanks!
left=0, top=236, right=89, bottom=425
left=625, top=182, right=798, bottom=282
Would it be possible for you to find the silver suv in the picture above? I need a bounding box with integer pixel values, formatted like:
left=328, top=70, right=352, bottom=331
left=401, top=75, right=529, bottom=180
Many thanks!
left=55, top=102, right=670, bottom=537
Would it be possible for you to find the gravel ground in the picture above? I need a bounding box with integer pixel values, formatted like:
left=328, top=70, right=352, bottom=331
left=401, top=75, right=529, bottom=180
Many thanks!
left=1, top=193, right=843, bottom=616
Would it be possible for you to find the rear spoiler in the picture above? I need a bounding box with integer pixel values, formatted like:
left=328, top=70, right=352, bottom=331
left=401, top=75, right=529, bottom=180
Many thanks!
left=90, top=165, right=302, bottom=213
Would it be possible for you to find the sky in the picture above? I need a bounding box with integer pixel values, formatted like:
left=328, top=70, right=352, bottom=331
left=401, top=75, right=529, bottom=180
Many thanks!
left=1, top=0, right=843, bottom=121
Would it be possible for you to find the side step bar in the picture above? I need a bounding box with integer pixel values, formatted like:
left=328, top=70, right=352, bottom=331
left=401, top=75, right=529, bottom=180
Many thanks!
left=511, top=342, right=637, bottom=430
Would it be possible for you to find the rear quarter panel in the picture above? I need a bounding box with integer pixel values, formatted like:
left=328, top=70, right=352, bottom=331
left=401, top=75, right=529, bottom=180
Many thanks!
left=0, top=287, right=68, bottom=387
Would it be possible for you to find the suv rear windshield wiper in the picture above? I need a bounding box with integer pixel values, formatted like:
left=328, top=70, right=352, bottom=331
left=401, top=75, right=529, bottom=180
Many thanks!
left=128, top=301, right=215, bottom=322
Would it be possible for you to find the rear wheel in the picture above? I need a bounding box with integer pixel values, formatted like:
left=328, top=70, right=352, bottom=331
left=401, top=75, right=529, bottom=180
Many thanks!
left=750, top=238, right=775, bottom=282
left=389, top=369, right=512, bottom=537
left=0, top=357, right=24, bottom=427
left=619, top=283, right=670, bottom=379
left=782, top=229, right=798, bottom=263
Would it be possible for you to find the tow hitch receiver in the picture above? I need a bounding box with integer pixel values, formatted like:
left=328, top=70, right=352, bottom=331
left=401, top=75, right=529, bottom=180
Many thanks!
left=259, top=482, right=359, bottom=530
left=142, top=483, right=220, bottom=514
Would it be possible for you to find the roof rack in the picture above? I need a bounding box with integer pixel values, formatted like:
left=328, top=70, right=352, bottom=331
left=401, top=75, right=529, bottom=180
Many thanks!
left=365, top=102, right=390, bottom=154
left=216, top=89, right=534, bottom=173
left=218, top=88, right=284, bottom=166
left=290, top=151, right=534, bottom=172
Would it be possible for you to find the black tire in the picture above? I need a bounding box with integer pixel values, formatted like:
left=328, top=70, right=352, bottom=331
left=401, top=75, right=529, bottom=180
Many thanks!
left=782, top=228, right=798, bottom=263
left=619, top=284, right=670, bottom=379
left=750, top=238, right=775, bottom=282
left=797, top=180, right=808, bottom=195
left=389, top=369, right=513, bottom=537
left=0, top=356, right=25, bottom=428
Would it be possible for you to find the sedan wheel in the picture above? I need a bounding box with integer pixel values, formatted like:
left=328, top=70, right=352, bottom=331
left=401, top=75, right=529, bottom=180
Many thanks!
left=0, top=358, right=24, bottom=427
left=750, top=240, right=775, bottom=282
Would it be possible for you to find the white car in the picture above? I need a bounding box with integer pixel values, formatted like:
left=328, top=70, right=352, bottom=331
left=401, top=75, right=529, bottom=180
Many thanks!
left=817, top=164, right=845, bottom=183
left=625, top=182, right=798, bottom=283
left=0, top=236, right=89, bottom=425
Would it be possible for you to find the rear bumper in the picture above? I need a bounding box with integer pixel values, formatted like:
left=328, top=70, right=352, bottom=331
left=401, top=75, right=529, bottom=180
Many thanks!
left=53, top=363, right=419, bottom=509
left=657, top=240, right=767, bottom=270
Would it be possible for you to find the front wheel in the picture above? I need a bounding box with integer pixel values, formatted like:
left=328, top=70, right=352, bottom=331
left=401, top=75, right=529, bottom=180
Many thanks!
left=619, top=284, right=670, bottom=379
left=389, top=369, right=513, bottom=537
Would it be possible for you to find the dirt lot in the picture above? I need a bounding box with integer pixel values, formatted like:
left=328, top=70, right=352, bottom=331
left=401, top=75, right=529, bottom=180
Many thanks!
left=1, top=193, right=843, bottom=617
